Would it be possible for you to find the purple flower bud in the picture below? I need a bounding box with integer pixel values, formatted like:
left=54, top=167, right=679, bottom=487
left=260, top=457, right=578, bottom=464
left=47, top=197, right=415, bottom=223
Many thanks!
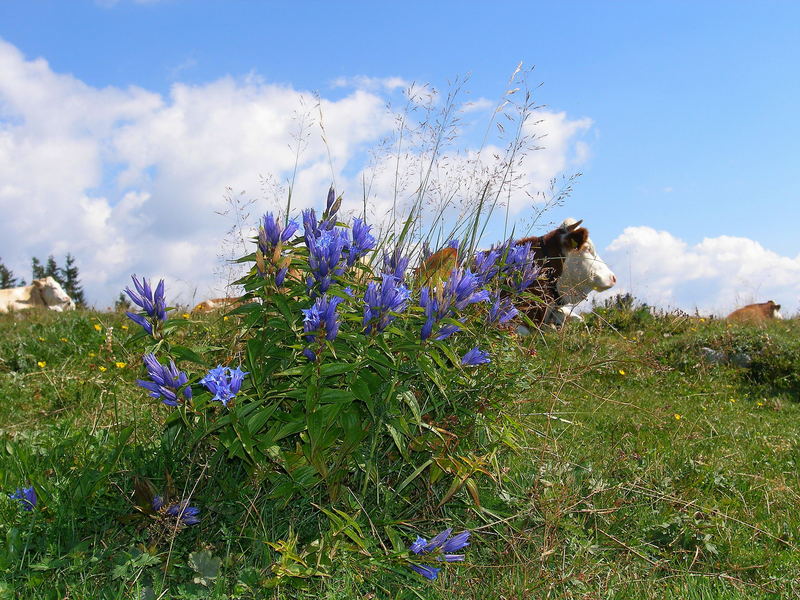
left=461, top=347, right=490, bottom=366
left=9, top=486, right=36, bottom=511
left=124, top=275, right=168, bottom=336
left=136, top=353, right=192, bottom=407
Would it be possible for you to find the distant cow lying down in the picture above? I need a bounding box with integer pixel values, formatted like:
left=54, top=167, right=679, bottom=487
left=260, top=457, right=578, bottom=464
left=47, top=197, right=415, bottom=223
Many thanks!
left=192, top=297, right=244, bottom=314
left=0, top=277, right=75, bottom=313
left=726, top=301, right=783, bottom=324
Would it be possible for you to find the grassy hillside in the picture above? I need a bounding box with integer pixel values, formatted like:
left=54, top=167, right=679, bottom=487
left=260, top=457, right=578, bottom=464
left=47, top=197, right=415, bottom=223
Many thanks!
left=1, top=307, right=799, bottom=599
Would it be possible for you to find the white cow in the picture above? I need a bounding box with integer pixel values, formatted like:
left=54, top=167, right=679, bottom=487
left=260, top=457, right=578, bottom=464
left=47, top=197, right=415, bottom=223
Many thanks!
left=0, top=277, right=75, bottom=313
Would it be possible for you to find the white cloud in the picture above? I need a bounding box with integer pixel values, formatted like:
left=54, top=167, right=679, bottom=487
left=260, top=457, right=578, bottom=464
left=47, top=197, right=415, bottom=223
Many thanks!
left=460, top=97, right=494, bottom=114
left=0, top=37, right=592, bottom=307
left=330, top=75, right=411, bottom=93
left=598, top=226, right=800, bottom=316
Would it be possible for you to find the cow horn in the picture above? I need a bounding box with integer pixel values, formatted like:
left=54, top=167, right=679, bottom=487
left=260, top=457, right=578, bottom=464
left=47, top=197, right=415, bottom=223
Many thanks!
left=566, top=219, right=584, bottom=231
left=560, top=218, right=584, bottom=232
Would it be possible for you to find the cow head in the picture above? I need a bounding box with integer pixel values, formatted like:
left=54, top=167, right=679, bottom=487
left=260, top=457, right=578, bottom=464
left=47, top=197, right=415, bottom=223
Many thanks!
left=554, top=218, right=616, bottom=305
left=33, top=277, right=75, bottom=311
left=767, top=300, right=783, bottom=319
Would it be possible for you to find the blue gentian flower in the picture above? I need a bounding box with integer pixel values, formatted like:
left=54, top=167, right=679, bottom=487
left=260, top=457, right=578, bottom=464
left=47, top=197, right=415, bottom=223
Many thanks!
left=9, top=486, right=36, bottom=511
left=261, top=212, right=299, bottom=248
left=302, top=208, right=321, bottom=244
left=362, top=274, right=411, bottom=334
left=124, top=275, right=167, bottom=336
left=419, top=267, right=489, bottom=340
left=302, top=295, right=344, bottom=360
left=153, top=496, right=200, bottom=526
left=257, top=213, right=298, bottom=281
left=461, top=347, right=491, bottom=366
left=446, top=268, right=490, bottom=311
left=306, top=228, right=348, bottom=294
left=275, top=266, right=289, bottom=286
left=487, top=293, right=518, bottom=324
left=346, top=217, right=376, bottom=266
left=434, top=322, right=462, bottom=340
left=498, top=241, right=540, bottom=293
left=325, top=186, right=336, bottom=213
left=137, top=354, right=192, bottom=407
left=382, top=248, right=410, bottom=282
left=474, top=247, right=501, bottom=286
left=200, top=365, right=248, bottom=407
left=408, top=528, right=471, bottom=579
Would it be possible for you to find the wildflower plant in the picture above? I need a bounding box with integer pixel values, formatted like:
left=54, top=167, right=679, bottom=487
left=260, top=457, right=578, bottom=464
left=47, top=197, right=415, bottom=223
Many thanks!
left=123, top=182, right=538, bottom=590
left=408, top=528, right=471, bottom=580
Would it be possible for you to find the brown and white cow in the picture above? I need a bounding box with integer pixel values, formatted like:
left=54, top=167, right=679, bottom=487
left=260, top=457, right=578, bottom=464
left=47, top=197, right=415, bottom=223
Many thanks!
left=515, top=218, right=616, bottom=328
left=0, top=277, right=75, bottom=313
left=191, top=297, right=243, bottom=314
left=726, top=301, right=783, bottom=324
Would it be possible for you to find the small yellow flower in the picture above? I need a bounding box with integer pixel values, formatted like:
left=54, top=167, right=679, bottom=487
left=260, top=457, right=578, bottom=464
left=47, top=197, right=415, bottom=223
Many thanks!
left=98, top=366, right=107, bottom=372
left=618, top=369, right=626, bottom=376
left=699, top=318, right=706, bottom=323
left=60, top=337, right=68, bottom=342
left=223, top=316, right=229, bottom=321
left=115, top=362, right=126, bottom=369
left=674, top=413, right=682, bottom=420
left=756, top=401, right=764, bottom=407
left=121, top=325, right=128, bottom=330
left=37, top=361, right=46, bottom=368
left=38, top=337, right=45, bottom=342
left=88, top=352, right=96, bottom=358
left=182, top=313, right=190, bottom=319
left=690, top=327, right=697, bottom=332
left=729, top=398, right=736, bottom=403
left=93, top=324, right=102, bottom=332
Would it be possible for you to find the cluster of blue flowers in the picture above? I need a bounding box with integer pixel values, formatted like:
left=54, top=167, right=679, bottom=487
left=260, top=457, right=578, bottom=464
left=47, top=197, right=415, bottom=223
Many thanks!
left=125, top=275, right=168, bottom=336
left=8, top=486, right=36, bottom=511
left=136, top=353, right=193, bottom=407
left=363, top=273, right=411, bottom=335
left=303, top=207, right=375, bottom=295
left=487, top=292, right=519, bottom=325
left=200, top=365, right=248, bottom=407
left=302, top=295, right=344, bottom=361
left=258, top=212, right=299, bottom=285
left=408, top=528, right=471, bottom=580
left=152, top=495, right=200, bottom=527
left=419, top=268, right=490, bottom=341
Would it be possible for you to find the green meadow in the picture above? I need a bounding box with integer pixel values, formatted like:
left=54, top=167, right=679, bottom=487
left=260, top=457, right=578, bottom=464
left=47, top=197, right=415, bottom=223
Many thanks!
left=1, top=305, right=799, bottom=599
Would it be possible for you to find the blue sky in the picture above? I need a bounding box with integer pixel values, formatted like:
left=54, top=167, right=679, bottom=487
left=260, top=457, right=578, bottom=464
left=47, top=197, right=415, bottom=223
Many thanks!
left=1, top=1, right=799, bottom=312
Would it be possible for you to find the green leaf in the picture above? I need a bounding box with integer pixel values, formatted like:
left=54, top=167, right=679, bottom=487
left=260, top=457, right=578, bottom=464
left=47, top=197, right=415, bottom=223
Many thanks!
left=189, top=550, right=222, bottom=586
left=396, top=459, right=433, bottom=494
left=169, top=344, right=205, bottom=365
left=385, top=423, right=408, bottom=460
left=320, top=362, right=358, bottom=376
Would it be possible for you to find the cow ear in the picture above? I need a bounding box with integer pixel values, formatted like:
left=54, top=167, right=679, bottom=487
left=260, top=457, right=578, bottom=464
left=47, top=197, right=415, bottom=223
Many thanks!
left=32, top=279, right=44, bottom=288
left=564, top=228, right=589, bottom=250
left=775, top=304, right=781, bottom=311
